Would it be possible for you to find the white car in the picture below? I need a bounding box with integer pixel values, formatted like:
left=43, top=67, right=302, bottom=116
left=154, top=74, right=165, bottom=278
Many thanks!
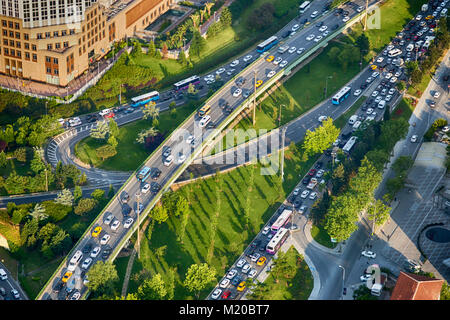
left=248, top=269, right=258, bottom=278
left=366, top=108, right=374, bottom=115
left=374, top=96, right=382, bottom=103
left=319, top=25, right=328, bottom=32
left=342, top=16, right=350, bottom=22
left=385, top=72, right=393, bottom=79
left=81, top=258, right=93, bottom=270
left=385, top=94, right=392, bottom=102
left=90, top=246, right=101, bottom=258
left=309, top=192, right=317, bottom=200
left=410, top=135, right=418, bottom=143
left=226, top=269, right=238, bottom=279
left=353, top=89, right=362, bottom=96
left=416, top=15, right=422, bottom=20
left=233, top=88, right=242, bottom=97
left=216, top=67, right=225, bottom=75
left=230, top=59, right=239, bottom=67
left=394, top=70, right=402, bottom=77
left=433, top=91, right=440, bottom=98
left=111, top=219, right=120, bottom=231
left=204, top=75, right=214, bottom=82
left=273, top=57, right=282, bottom=65
left=361, top=250, right=376, bottom=258
left=163, top=155, right=174, bottom=166
left=98, top=108, right=111, bottom=116
left=360, top=274, right=372, bottom=281
left=262, top=226, right=270, bottom=235
left=322, top=30, right=329, bottom=37
left=250, top=253, right=261, bottom=262
left=300, top=190, right=310, bottom=199
left=390, top=76, right=398, bottom=83
left=365, top=76, right=373, bottom=83
left=267, top=70, right=276, bottom=78
left=211, top=288, right=222, bottom=299
left=376, top=57, right=384, bottom=63
left=242, top=264, right=251, bottom=274
left=292, top=24, right=300, bottom=32
left=357, top=6, right=364, bottom=12
left=371, top=71, right=379, bottom=78
left=318, top=115, right=328, bottom=122
left=199, top=115, right=211, bottom=128
left=371, top=91, right=379, bottom=97
left=104, top=213, right=114, bottom=225
left=100, top=234, right=110, bottom=245
left=186, top=135, right=194, bottom=144
left=177, top=153, right=186, bottom=164
left=11, top=289, right=20, bottom=299
left=279, top=60, right=288, bottom=68
left=296, top=48, right=305, bottom=54
left=316, top=169, right=325, bottom=178
left=141, top=183, right=150, bottom=194
left=226, top=69, right=235, bottom=76
left=388, top=88, right=396, bottom=95
left=219, top=278, right=230, bottom=288
left=314, top=35, right=323, bottom=42
left=124, top=217, right=134, bottom=229
left=243, top=54, right=253, bottom=62
left=306, top=34, right=315, bottom=41
left=293, top=187, right=301, bottom=196
left=236, top=258, right=247, bottom=268
left=442, top=126, right=450, bottom=133
left=288, top=46, right=296, bottom=54
left=298, top=205, right=307, bottom=214
left=310, top=10, right=319, bottom=18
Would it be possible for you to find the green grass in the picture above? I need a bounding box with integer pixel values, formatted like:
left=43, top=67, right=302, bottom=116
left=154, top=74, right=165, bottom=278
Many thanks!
left=310, top=224, right=337, bottom=249
left=123, top=141, right=320, bottom=299
left=392, top=98, right=415, bottom=121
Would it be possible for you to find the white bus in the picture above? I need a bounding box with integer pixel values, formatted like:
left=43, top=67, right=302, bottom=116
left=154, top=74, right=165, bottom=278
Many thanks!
left=342, top=136, right=357, bottom=153
left=266, top=228, right=290, bottom=254
left=131, top=91, right=160, bottom=107
left=270, top=209, right=293, bottom=234
left=299, top=1, right=311, bottom=13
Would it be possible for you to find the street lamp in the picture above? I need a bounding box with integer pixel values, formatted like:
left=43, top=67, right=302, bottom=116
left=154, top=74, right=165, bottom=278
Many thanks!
left=135, top=191, right=142, bottom=259
left=324, top=75, right=333, bottom=98
left=338, top=265, right=345, bottom=300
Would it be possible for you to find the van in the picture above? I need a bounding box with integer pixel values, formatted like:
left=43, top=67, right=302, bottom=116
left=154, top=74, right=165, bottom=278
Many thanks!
left=352, top=121, right=362, bottom=131
left=277, top=45, right=289, bottom=54
left=388, top=48, right=402, bottom=58
left=348, top=115, right=358, bottom=125
left=441, top=8, right=447, bottom=17
left=378, top=100, right=386, bottom=109
left=68, top=250, right=83, bottom=271
left=0, top=269, right=7, bottom=280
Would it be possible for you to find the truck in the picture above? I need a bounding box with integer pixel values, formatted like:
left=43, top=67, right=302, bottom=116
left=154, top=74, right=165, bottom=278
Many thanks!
left=371, top=283, right=382, bottom=296
left=306, top=177, right=318, bottom=190
left=421, top=4, right=428, bottom=12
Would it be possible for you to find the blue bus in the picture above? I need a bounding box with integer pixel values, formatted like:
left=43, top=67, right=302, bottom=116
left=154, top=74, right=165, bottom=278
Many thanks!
left=256, top=36, right=279, bottom=53
left=137, top=166, right=152, bottom=181
left=131, top=91, right=160, bottom=107
left=332, top=86, right=352, bottom=105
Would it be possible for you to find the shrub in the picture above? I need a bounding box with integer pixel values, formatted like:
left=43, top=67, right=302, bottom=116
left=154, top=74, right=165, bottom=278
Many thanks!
left=42, top=201, right=72, bottom=222
left=74, top=198, right=98, bottom=216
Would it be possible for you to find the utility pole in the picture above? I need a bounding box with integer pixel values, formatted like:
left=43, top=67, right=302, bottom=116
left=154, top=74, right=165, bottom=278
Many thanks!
left=253, top=69, right=257, bottom=126
left=280, top=127, right=287, bottom=182
left=279, top=104, right=284, bottom=127
left=135, top=191, right=141, bottom=259
left=324, top=75, right=332, bottom=98
left=45, top=167, right=48, bottom=192
left=119, top=83, right=122, bottom=105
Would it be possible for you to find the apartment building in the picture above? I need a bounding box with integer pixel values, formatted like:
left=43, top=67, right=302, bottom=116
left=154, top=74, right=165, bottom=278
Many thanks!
left=0, top=0, right=174, bottom=87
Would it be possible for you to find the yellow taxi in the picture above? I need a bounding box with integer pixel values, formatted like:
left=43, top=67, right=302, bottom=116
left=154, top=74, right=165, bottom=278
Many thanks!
left=266, top=55, right=275, bottom=62
left=255, top=80, right=263, bottom=88
left=425, top=15, right=434, bottom=20
left=370, top=64, right=377, bottom=70
left=257, top=256, right=267, bottom=266
left=92, top=226, right=102, bottom=238
left=62, top=271, right=73, bottom=283
left=237, top=281, right=246, bottom=292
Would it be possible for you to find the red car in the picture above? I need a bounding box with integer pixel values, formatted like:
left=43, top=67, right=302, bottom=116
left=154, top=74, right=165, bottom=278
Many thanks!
left=221, top=290, right=231, bottom=299
left=104, top=112, right=115, bottom=119
left=308, top=169, right=317, bottom=176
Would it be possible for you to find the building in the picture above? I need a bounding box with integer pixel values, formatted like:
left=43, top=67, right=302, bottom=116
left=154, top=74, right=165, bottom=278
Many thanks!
left=390, top=271, right=444, bottom=300
left=0, top=0, right=175, bottom=87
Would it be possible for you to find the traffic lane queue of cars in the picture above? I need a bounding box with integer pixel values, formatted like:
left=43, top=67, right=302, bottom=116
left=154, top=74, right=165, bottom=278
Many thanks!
left=0, top=266, right=22, bottom=300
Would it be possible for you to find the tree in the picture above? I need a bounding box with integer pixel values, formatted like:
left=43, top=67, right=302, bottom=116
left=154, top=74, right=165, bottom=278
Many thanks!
left=142, top=103, right=160, bottom=122
left=148, top=40, right=156, bottom=57
left=356, top=33, right=370, bottom=56
left=91, top=189, right=105, bottom=202
left=303, top=118, right=340, bottom=156
left=175, top=195, right=189, bottom=217
left=86, top=261, right=119, bottom=295
left=20, top=218, right=39, bottom=247
left=161, top=42, right=169, bottom=59
left=29, top=203, right=48, bottom=222
left=324, top=192, right=359, bottom=241
left=96, top=144, right=117, bottom=161
left=107, top=135, right=118, bottom=149
left=349, top=157, right=382, bottom=211
left=73, top=185, right=82, bottom=203
left=189, top=30, right=206, bottom=57
left=220, top=7, right=232, bottom=28
left=55, top=188, right=74, bottom=207
left=353, top=284, right=378, bottom=300
left=90, top=120, right=110, bottom=141
left=136, top=127, right=159, bottom=144
left=74, top=198, right=97, bottom=215
left=207, top=22, right=221, bottom=39
left=183, top=263, right=216, bottom=298
left=137, top=274, right=167, bottom=300
left=0, top=151, right=6, bottom=168
left=108, top=119, right=119, bottom=138
left=392, top=156, right=414, bottom=176
left=30, top=150, right=45, bottom=174
left=178, top=49, right=187, bottom=66
left=151, top=203, right=168, bottom=224
left=367, top=199, right=391, bottom=234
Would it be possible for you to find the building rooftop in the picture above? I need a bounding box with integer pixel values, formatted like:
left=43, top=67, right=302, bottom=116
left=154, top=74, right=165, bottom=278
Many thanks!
left=390, top=271, right=444, bottom=300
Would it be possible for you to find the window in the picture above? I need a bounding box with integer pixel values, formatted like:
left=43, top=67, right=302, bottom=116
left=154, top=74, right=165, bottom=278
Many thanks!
left=24, top=33, right=29, bottom=40
left=54, top=31, right=59, bottom=37
left=24, top=43, right=29, bottom=49
left=37, top=33, right=42, bottom=39
left=70, top=29, right=75, bottom=35
left=45, top=32, right=51, bottom=38
left=46, top=56, right=51, bottom=63
left=25, top=52, right=30, bottom=60
left=55, top=43, right=60, bottom=49
left=47, top=43, right=52, bottom=50
left=8, top=21, right=13, bottom=28
left=3, top=29, right=7, bottom=36
left=53, top=57, right=58, bottom=64
left=61, top=30, right=67, bottom=36
left=15, top=41, right=20, bottom=48
left=54, top=69, right=58, bottom=75
left=15, top=32, right=20, bottom=39
left=32, top=53, right=37, bottom=61
left=2, top=20, right=6, bottom=27
left=14, top=22, right=19, bottom=29
left=32, top=44, right=36, bottom=51
left=46, top=67, right=51, bottom=73
left=16, top=50, right=21, bottom=58
left=63, top=41, right=68, bottom=48
left=9, top=31, right=13, bottom=37
left=2, top=39, right=7, bottom=45
left=4, top=48, right=9, bottom=55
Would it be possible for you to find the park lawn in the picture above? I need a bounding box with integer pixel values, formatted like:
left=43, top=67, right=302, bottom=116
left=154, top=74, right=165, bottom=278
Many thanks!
left=0, top=158, right=33, bottom=177
left=392, top=97, right=415, bottom=122
left=124, top=141, right=320, bottom=299
left=74, top=101, right=199, bottom=172
left=310, top=224, right=337, bottom=249
left=250, top=245, right=314, bottom=300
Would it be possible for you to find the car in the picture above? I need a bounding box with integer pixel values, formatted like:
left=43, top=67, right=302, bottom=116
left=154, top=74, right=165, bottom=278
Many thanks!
left=306, top=34, right=315, bottom=41
left=98, top=108, right=111, bottom=116
left=318, top=115, right=328, bottom=122
left=354, top=89, right=362, bottom=96
left=163, top=155, right=174, bottom=166
left=267, top=70, right=276, bottom=78
left=70, top=291, right=81, bottom=300
left=410, top=135, right=418, bottom=143
left=250, top=252, right=261, bottom=262
left=199, top=115, right=211, bottom=128
left=374, top=96, right=383, bottom=103
left=300, top=190, right=310, bottom=199
left=221, top=290, right=231, bottom=299
left=237, top=281, right=246, bottom=292
left=124, top=107, right=134, bottom=114
left=226, top=69, right=235, bottom=76
left=385, top=72, right=393, bottom=79
left=366, top=76, right=373, bottom=83
left=230, top=59, right=239, bottom=67
left=308, top=168, right=317, bottom=176
left=293, top=187, right=301, bottom=196
left=122, top=204, right=132, bottom=217
left=429, top=100, right=436, bottom=108
left=296, top=48, right=305, bottom=55
left=104, top=213, right=114, bottom=225
left=309, top=192, right=317, bottom=200
left=357, top=5, right=364, bottom=12
left=257, top=256, right=267, bottom=266
left=390, top=76, right=398, bottom=83
left=433, top=91, right=440, bottom=98
left=294, top=198, right=302, bottom=208
left=266, top=55, right=275, bottom=62
left=226, top=269, right=238, bottom=279
left=100, top=234, right=110, bottom=245
left=248, top=269, right=258, bottom=278
left=124, top=217, right=134, bottom=229
left=310, top=10, right=319, bottom=18
left=288, top=46, right=296, bottom=54
left=279, top=60, right=288, bottom=68
left=366, top=108, right=374, bottom=115
left=177, top=153, right=186, bottom=164
left=442, top=126, right=450, bottom=133
left=361, top=250, right=376, bottom=258
left=121, top=191, right=130, bottom=204
left=262, top=226, right=270, bottom=235
left=219, top=278, right=231, bottom=289
left=233, top=88, right=242, bottom=97
left=360, top=274, right=373, bottom=282
left=416, top=15, right=422, bottom=20
left=236, top=76, right=246, bottom=87
left=385, top=94, right=393, bottom=102
left=242, top=264, right=251, bottom=274
left=111, top=219, right=120, bottom=231
left=62, top=271, right=72, bottom=283
left=314, top=35, right=323, bottom=42
left=255, top=80, right=263, bottom=88
left=216, top=67, right=225, bottom=75
left=81, top=257, right=93, bottom=270
left=243, top=54, right=253, bottom=62
left=273, top=57, right=282, bottom=65
left=291, top=24, right=300, bottom=32
left=141, top=183, right=151, bottom=194
left=342, top=16, right=350, bottom=22
left=316, top=169, right=325, bottom=178
left=388, top=88, right=396, bottom=95
left=11, top=289, right=20, bottom=299
left=236, top=258, right=247, bottom=268
left=90, top=246, right=101, bottom=258
left=91, top=226, right=102, bottom=238
left=298, top=205, right=307, bottom=214
left=211, top=288, right=222, bottom=299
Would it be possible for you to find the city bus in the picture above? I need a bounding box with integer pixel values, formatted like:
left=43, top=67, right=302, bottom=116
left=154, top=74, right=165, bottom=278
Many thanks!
left=256, top=36, right=279, bottom=53
left=131, top=91, right=160, bottom=107
left=198, top=104, right=211, bottom=117
left=331, top=86, right=352, bottom=105
left=137, top=166, right=152, bottom=182
left=266, top=228, right=290, bottom=254
left=299, top=1, right=311, bottom=13
left=342, top=136, right=357, bottom=153
left=173, top=75, right=200, bottom=91
left=270, top=209, right=293, bottom=234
